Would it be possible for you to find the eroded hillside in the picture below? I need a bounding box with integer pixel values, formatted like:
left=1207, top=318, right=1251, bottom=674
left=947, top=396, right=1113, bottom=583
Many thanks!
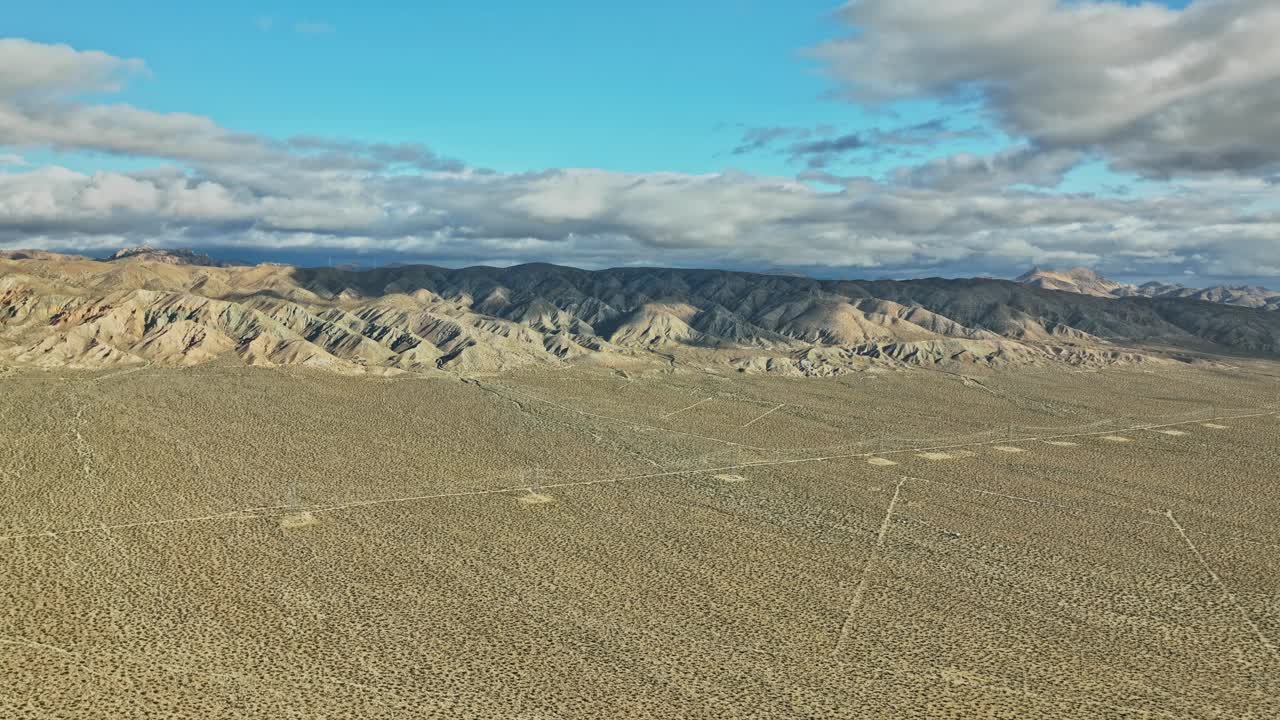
left=2, top=252, right=1278, bottom=376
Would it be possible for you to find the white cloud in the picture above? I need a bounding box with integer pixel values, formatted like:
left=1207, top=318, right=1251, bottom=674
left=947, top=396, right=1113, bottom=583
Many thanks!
left=814, top=0, right=1280, bottom=177
left=0, top=38, right=145, bottom=100
left=3, top=161, right=1279, bottom=278
left=0, top=44, right=461, bottom=173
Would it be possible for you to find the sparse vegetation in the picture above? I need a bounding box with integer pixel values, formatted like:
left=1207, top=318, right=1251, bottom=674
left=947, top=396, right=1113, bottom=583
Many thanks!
left=2, top=361, right=1278, bottom=718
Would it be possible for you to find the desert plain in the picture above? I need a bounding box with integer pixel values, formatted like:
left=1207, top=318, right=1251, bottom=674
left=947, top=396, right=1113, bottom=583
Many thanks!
left=1, top=359, right=1278, bottom=719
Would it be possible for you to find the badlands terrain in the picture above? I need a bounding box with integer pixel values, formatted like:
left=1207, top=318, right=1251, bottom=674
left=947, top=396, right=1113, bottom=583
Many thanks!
left=2, top=251, right=1279, bottom=718
left=2, top=249, right=1279, bottom=376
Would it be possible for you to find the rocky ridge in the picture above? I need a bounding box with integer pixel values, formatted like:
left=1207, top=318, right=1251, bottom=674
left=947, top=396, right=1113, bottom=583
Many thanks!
left=2, top=251, right=1279, bottom=376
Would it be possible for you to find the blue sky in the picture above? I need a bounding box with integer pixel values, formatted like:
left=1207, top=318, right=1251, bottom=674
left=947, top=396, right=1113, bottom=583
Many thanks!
left=6, top=1, right=998, bottom=178
left=1, top=1, right=1277, bottom=284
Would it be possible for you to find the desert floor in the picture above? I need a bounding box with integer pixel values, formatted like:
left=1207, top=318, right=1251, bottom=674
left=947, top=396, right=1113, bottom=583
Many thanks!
left=2, top=361, right=1278, bottom=718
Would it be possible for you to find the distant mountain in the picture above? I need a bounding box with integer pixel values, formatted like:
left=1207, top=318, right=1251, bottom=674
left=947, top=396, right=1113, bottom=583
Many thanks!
left=2, top=250, right=1279, bottom=376
left=107, top=246, right=236, bottom=267
left=1014, top=267, right=1131, bottom=298
left=1017, top=267, right=1279, bottom=311
left=1137, top=283, right=1280, bottom=310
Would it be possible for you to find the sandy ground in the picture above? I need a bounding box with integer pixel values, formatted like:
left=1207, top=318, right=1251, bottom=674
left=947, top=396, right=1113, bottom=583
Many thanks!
left=1, top=361, right=1278, bottom=718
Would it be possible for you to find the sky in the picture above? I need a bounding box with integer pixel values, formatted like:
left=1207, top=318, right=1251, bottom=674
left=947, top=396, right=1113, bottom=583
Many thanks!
left=2, top=0, right=1278, bottom=284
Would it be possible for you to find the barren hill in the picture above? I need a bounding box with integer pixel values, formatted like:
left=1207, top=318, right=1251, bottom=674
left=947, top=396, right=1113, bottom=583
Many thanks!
left=1015, top=267, right=1132, bottom=298
left=3, top=250, right=1279, bottom=376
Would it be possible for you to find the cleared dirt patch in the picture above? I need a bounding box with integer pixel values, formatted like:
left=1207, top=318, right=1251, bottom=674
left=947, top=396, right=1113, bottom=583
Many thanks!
left=1101, top=436, right=1133, bottom=442
left=1155, top=429, right=1188, bottom=436
left=992, top=446, right=1026, bottom=453
left=1202, top=423, right=1230, bottom=429
left=518, top=492, right=557, bottom=506
left=918, top=452, right=953, bottom=460
left=866, top=457, right=898, bottom=466
left=278, top=511, right=320, bottom=529
left=1043, top=441, right=1079, bottom=447
left=713, top=474, right=748, bottom=483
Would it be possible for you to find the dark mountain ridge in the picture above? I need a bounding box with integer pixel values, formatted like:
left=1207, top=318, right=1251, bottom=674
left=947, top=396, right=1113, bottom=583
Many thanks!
left=292, top=263, right=1280, bottom=355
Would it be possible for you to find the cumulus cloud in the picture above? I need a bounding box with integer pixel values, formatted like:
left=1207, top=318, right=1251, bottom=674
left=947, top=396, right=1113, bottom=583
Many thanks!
left=813, top=0, right=1280, bottom=177
left=5, top=161, right=1279, bottom=279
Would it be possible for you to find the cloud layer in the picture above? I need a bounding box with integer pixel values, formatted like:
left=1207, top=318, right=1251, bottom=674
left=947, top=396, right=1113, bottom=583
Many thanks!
left=1, top=25, right=1279, bottom=281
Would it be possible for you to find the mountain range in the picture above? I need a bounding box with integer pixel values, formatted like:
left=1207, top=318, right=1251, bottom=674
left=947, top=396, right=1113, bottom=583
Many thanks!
left=1016, top=267, right=1280, bottom=311
left=2, top=249, right=1279, bottom=376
